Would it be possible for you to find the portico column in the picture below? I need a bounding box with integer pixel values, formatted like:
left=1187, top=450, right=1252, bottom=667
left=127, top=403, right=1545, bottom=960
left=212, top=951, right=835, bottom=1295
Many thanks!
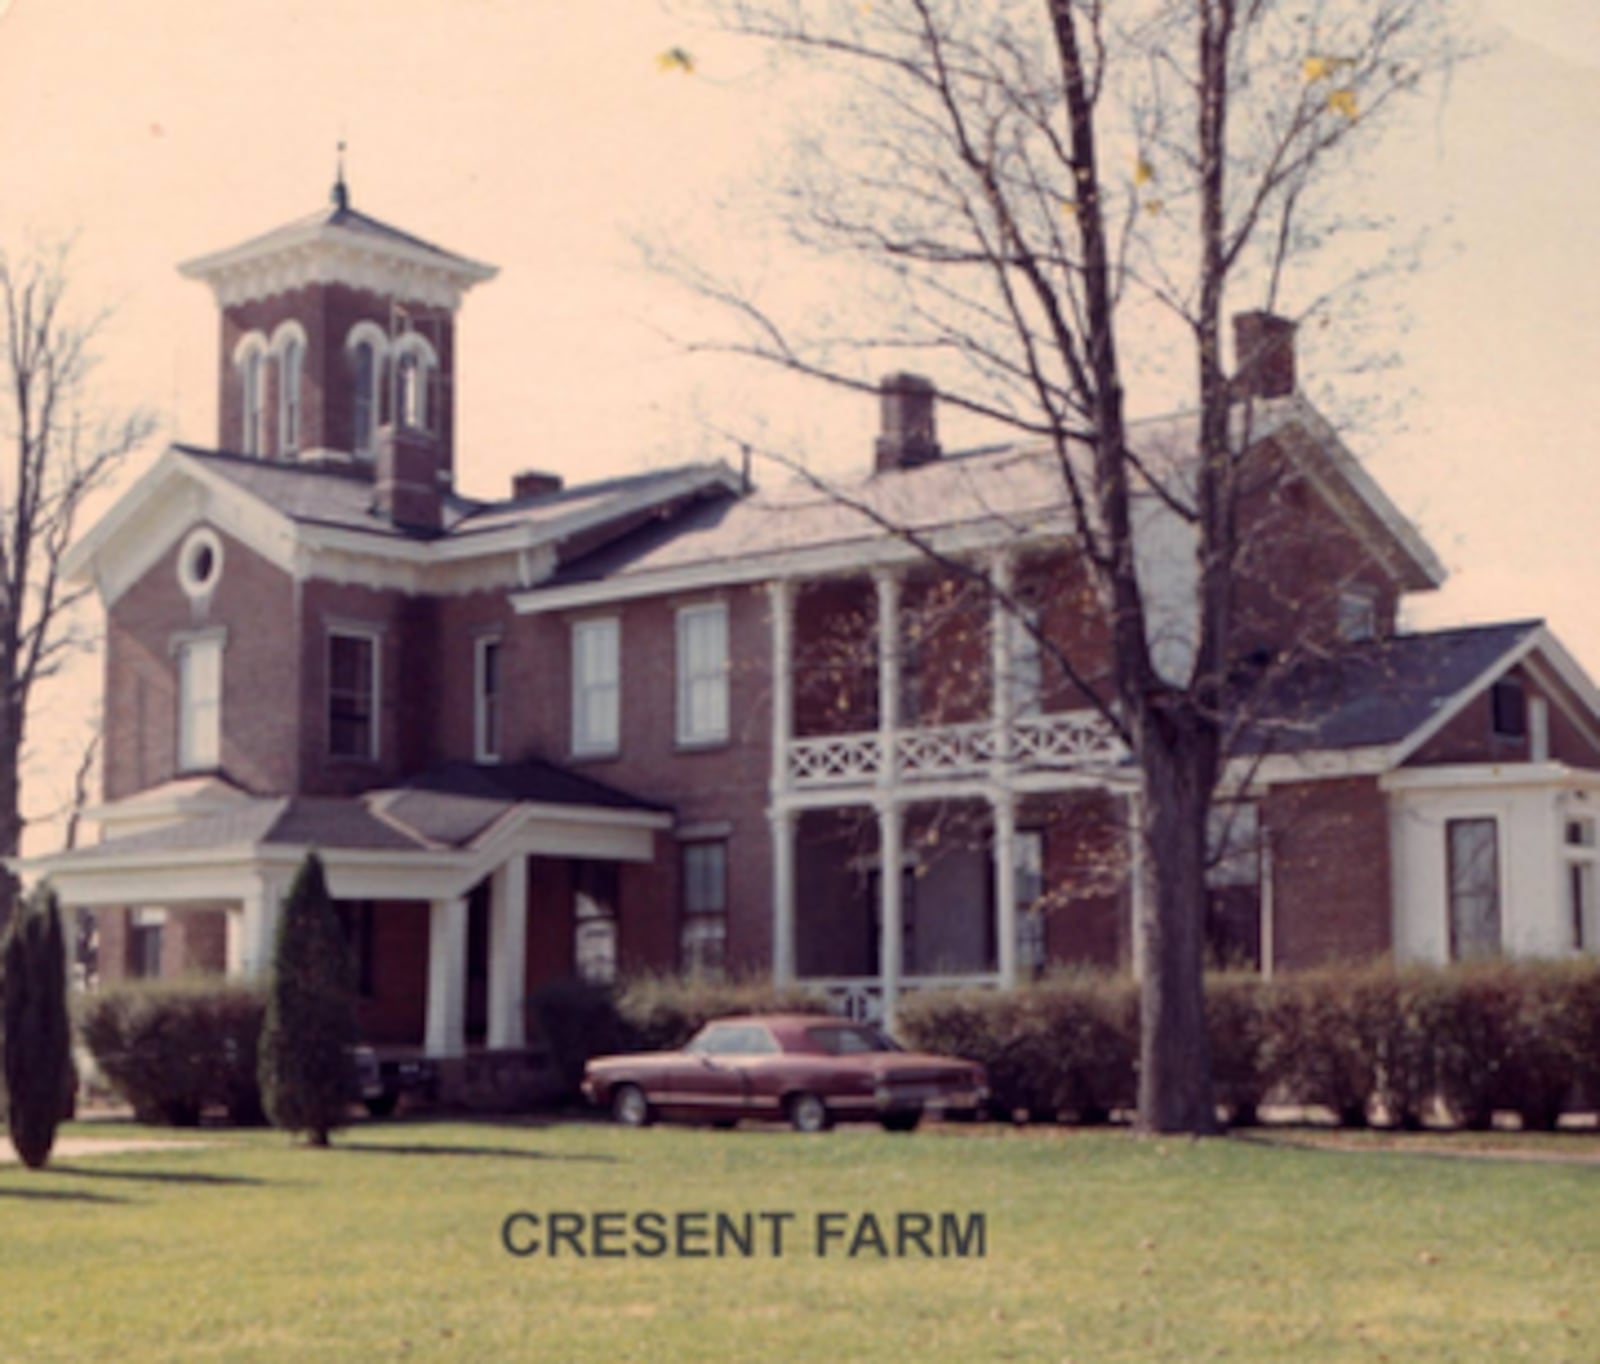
left=878, top=799, right=904, bottom=1028
left=768, top=578, right=798, bottom=984
left=236, top=872, right=284, bottom=980
left=487, top=857, right=528, bottom=1050
left=425, top=896, right=468, bottom=1058
left=771, top=807, right=797, bottom=983
left=992, top=792, right=1019, bottom=988
left=874, top=568, right=904, bottom=1026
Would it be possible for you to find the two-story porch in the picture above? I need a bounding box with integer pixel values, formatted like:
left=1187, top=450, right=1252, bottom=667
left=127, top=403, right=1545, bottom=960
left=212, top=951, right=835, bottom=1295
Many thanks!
left=764, top=561, right=1142, bottom=1022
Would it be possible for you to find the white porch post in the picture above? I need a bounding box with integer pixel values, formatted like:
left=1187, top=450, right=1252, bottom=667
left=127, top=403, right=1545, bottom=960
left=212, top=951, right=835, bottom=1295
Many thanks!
left=874, top=568, right=903, bottom=1025
left=487, top=857, right=528, bottom=1050
left=771, top=808, right=797, bottom=983
left=989, top=550, right=1016, bottom=758
left=426, top=896, right=468, bottom=1058
left=993, top=792, right=1019, bottom=988
left=768, top=578, right=797, bottom=983
left=236, top=873, right=284, bottom=980
left=878, top=799, right=904, bottom=1028
left=1128, top=789, right=1150, bottom=981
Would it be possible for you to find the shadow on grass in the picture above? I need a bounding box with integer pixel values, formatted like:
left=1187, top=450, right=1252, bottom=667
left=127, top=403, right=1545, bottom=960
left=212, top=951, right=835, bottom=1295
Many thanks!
left=46, top=1165, right=268, bottom=1187
left=0, top=1184, right=128, bottom=1205
left=335, top=1141, right=619, bottom=1163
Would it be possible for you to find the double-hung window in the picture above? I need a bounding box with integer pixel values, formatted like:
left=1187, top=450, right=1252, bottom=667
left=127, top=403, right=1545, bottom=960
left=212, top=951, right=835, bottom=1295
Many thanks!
left=1446, top=817, right=1501, bottom=960
left=680, top=841, right=728, bottom=977
left=176, top=633, right=223, bottom=772
left=278, top=337, right=303, bottom=456
left=676, top=603, right=729, bottom=746
left=571, top=618, right=620, bottom=756
left=329, top=629, right=379, bottom=760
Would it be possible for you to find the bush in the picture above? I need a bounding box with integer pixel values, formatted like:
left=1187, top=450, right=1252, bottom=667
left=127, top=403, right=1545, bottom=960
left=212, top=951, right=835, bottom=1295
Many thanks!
left=1, top=886, right=77, bottom=1168
left=526, top=979, right=632, bottom=1098
left=1257, top=964, right=1398, bottom=1127
left=899, top=973, right=1137, bottom=1122
left=616, top=973, right=832, bottom=1051
left=79, top=979, right=266, bottom=1126
left=1205, top=973, right=1267, bottom=1126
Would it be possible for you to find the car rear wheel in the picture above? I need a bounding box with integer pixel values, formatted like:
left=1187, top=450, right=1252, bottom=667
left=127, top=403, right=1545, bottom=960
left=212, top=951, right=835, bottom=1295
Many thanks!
left=787, top=1091, right=831, bottom=1133
left=879, top=1110, right=921, bottom=1133
left=611, top=1083, right=653, bottom=1128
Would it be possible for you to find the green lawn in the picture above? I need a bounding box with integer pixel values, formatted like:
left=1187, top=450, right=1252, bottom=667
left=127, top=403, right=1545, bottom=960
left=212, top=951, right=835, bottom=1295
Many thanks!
left=2, top=1118, right=1597, bottom=1362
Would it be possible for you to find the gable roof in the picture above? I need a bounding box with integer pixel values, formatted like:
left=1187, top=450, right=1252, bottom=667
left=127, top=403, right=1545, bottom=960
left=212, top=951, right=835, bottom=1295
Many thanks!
left=1240, top=620, right=1545, bottom=755
left=514, top=393, right=1443, bottom=615
left=63, top=443, right=744, bottom=604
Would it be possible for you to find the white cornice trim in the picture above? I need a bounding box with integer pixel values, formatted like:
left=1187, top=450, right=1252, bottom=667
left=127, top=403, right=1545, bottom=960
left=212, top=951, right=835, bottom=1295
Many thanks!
left=179, top=218, right=497, bottom=311
left=1380, top=761, right=1600, bottom=794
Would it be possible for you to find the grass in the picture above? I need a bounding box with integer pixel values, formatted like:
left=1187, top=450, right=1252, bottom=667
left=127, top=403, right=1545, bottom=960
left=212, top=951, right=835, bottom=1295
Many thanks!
left=2, top=1118, right=1598, bottom=1362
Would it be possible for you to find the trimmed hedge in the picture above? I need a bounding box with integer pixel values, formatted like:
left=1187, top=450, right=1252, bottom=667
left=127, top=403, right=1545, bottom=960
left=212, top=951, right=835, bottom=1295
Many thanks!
left=899, top=958, right=1600, bottom=1129
left=79, top=980, right=267, bottom=1127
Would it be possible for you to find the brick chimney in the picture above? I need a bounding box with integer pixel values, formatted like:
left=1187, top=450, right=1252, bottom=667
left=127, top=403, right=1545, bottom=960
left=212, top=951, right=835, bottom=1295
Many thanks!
left=512, top=469, right=564, bottom=501
left=873, top=373, right=941, bottom=475
left=374, top=423, right=443, bottom=532
left=1232, top=311, right=1297, bottom=400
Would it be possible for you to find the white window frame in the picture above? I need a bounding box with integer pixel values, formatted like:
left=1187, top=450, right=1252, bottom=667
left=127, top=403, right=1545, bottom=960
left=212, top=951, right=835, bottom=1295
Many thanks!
left=327, top=627, right=381, bottom=761
left=676, top=602, right=730, bottom=747
left=271, top=321, right=307, bottom=458
left=475, top=634, right=503, bottom=764
left=1014, top=828, right=1046, bottom=975
left=680, top=840, right=729, bottom=978
left=234, top=332, right=268, bottom=456
left=175, top=631, right=224, bottom=772
left=392, top=332, right=438, bottom=434
left=571, top=617, right=620, bottom=757
left=1445, top=815, right=1502, bottom=961
left=345, top=322, right=390, bottom=460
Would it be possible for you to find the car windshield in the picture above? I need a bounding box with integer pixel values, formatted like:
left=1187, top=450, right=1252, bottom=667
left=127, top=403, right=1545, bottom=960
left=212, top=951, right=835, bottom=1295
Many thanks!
left=804, top=1024, right=902, bottom=1056
left=685, top=1023, right=780, bottom=1057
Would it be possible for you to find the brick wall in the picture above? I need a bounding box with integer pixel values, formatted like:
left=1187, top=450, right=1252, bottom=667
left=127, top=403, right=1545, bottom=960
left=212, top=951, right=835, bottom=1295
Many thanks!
left=103, top=524, right=300, bottom=800
left=1266, top=775, right=1391, bottom=968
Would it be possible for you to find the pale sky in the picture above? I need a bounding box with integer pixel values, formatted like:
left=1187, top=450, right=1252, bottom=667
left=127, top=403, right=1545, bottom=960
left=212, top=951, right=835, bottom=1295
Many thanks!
left=1, top=0, right=1597, bottom=846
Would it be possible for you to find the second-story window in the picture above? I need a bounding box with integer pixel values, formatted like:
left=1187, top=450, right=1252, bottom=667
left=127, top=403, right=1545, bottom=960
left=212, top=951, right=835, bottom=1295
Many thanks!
left=571, top=618, right=619, bottom=756
left=176, top=633, right=223, bottom=771
left=475, top=635, right=502, bottom=763
left=352, top=341, right=377, bottom=457
left=329, top=629, right=379, bottom=760
left=677, top=602, right=729, bottom=746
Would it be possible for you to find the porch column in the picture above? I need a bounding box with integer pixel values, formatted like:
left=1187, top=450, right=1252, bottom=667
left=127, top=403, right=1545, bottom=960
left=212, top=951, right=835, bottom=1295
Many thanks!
left=989, top=549, right=1016, bottom=765
left=487, top=856, right=528, bottom=1050
left=768, top=577, right=795, bottom=789
left=236, top=872, right=285, bottom=980
left=878, top=799, right=904, bottom=1028
left=874, top=568, right=901, bottom=776
left=425, top=896, right=468, bottom=1058
left=768, top=576, right=798, bottom=985
left=771, top=807, right=797, bottom=983
left=1128, top=790, right=1150, bottom=981
left=992, top=792, right=1019, bottom=988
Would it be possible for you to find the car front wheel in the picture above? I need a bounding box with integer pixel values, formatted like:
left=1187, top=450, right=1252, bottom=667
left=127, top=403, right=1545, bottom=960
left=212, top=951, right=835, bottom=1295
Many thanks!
left=788, top=1091, right=831, bottom=1133
left=611, top=1083, right=653, bottom=1128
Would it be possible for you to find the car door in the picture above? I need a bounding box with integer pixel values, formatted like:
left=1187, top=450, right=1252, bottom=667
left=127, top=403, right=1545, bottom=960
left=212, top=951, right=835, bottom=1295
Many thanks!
left=665, top=1022, right=763, bottom=1119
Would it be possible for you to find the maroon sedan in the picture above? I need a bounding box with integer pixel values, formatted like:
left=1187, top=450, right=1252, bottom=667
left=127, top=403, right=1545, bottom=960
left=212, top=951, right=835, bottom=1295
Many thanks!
left=581, top=1014, right=988, bottom=1133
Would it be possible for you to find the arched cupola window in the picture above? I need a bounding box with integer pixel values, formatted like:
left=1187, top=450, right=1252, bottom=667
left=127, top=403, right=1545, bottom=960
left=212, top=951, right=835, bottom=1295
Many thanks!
left=344, top=321, right=390, bottom=460
left=392, top=332, right=438, bottom=434
left=233, top=331, right=269, bottom=456
left=270, top=321, right=308, bottom=458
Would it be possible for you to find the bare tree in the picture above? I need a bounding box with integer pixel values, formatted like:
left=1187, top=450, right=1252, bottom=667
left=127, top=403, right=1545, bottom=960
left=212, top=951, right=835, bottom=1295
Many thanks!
left=664, top=0, right=1459, bottom=1132
left=0, top=245, right=155, bottom=932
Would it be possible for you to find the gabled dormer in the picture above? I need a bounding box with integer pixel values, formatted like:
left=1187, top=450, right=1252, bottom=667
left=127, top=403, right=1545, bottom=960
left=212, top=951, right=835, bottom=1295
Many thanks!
left=178, top=174, right=497, bottom=491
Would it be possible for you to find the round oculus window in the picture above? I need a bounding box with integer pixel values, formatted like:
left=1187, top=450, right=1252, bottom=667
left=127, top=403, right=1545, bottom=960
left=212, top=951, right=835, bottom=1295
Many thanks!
left=177, top=528, right=224, bottom=599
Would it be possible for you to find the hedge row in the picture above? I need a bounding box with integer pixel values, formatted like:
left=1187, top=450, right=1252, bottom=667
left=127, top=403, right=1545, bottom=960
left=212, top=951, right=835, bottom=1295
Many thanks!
left=527, top=974, right=830, bottom=1098
left=78, top=980, right=267, bottom=1126
left=898, top=959, right=1600, bottom=1130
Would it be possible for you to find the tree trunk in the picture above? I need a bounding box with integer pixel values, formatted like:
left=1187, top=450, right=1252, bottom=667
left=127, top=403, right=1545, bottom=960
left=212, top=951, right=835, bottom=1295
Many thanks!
left=1134, top=709, right=1219, bottom=1135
